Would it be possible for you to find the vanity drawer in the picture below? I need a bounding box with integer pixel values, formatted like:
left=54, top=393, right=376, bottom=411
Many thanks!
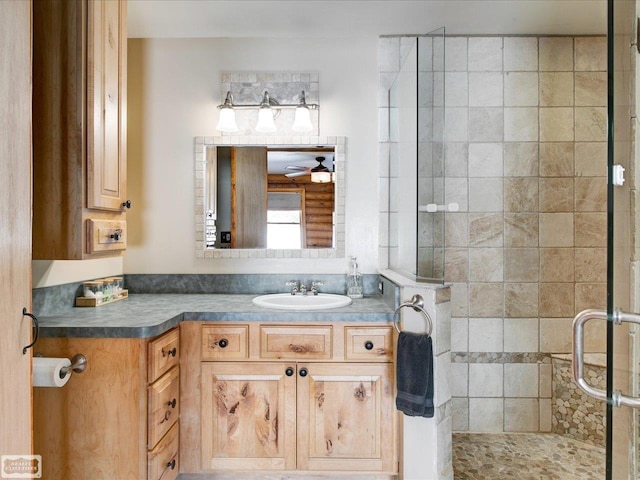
left=147, top=421, right=179, bottom=480
left=260, top=325, right=332, bottom=359
left=86, top=219, right=127, bottom=254
left=148, top=365, right=180, bottom=449
left=201, top=325, right=249, bottom=360
left=345, top=326, right=393, bottom=361
left=148, top=328, right=180, bottom=381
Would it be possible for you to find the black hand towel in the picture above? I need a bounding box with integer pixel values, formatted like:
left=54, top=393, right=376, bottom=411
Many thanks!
left=395, top=331, right=434, bottom=418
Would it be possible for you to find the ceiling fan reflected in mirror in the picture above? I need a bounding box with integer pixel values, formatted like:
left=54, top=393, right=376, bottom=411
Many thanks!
left=285, top=156, right=333, bottom=183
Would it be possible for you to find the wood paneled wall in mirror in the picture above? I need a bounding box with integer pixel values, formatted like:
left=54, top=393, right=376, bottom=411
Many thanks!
left=194, top=136, right=346, bottom=259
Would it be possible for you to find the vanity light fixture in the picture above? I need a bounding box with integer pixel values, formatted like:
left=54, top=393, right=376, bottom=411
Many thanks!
left=255, top=91, right=277, bottom=132
left=291, top=91, right=313, bottom=132
left=215, top=91, right=239, bottom=132
left=216, top=90, right=318, bottom=133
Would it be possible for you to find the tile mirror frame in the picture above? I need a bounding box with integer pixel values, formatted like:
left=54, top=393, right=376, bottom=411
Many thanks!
left=194, top=135, right=346, bottom=259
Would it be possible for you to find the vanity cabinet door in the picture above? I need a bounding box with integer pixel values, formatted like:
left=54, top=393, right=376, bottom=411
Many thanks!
left=296, top=362, right=396, bottom=473
left=87, top=0, right=127, bottom=211
left=201, top=362, right=297, bottom=471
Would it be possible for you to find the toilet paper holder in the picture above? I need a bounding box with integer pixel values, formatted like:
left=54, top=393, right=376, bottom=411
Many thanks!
left=35, top=353, right=87, bottom=378
left=60, top=354, right=87, bottom=378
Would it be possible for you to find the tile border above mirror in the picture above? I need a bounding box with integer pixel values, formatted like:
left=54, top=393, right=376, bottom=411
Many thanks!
left=194, top=135, right=346, bottom=259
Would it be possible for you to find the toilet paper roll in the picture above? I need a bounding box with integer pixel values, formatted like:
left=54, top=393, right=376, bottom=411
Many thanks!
left=33, top=357, right=72, bottom=388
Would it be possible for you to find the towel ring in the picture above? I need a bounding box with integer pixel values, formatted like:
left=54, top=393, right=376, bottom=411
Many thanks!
left=393, top=294, right=433, bottom=336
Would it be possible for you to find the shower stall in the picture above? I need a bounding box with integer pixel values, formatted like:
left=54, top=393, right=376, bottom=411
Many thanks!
left=387, top=28, right=446, bottom=283
left=384, top=16, right=640, bottom=478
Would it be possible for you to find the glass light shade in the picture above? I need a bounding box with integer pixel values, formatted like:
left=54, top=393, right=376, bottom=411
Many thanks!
left=256, top=107, right=277, bottom=132
left=311, top=171, right=332, bottom=183
left=216, top=107, right=238, bottom=132
left=292, top=106, right=313, bottom=132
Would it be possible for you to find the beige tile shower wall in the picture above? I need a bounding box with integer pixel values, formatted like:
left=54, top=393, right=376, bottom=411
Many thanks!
left=379, top=35, right=607, bottom=434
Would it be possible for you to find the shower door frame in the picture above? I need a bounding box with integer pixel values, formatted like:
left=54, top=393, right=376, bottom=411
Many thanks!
left=606, top=0, right=639, bottom=477
left=387, top=27, right=446, bottom=284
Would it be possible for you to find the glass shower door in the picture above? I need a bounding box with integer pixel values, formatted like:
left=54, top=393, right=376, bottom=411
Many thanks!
left=387, top=27, right=445, bottom=283
left=573, top=1, right=640, bottom=479
left=608, top=0, right=640, bottom=478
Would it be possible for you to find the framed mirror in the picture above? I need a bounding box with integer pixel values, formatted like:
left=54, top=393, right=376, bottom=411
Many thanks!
left=194, top=136, right=346, bottom=259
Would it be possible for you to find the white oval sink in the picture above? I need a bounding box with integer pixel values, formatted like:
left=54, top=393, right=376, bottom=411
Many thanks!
left=252, top=293, right=353, bottom=311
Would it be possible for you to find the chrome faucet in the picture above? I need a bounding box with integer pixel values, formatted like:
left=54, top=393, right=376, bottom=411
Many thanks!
left=285, top=281, right=299, bottom=295
left=310, top=281, right=323, bottom=295
left=287, top=280, right=323, bottom=295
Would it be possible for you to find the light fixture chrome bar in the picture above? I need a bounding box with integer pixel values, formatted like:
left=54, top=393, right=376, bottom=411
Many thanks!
left=216, top=90, right=319, bottom=110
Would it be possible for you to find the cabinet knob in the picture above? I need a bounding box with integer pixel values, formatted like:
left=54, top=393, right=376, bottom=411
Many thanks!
left=364, top=341, right=374, bottom=350
left=285, top=367, right=294, bottom=377
left=121, top=200, right=132, bottom=209
left=299, top=368, right=308, bottom=377
left=162, top=347, right=177, bottom=357
left=109, top=229, right=122, bottom=241
left=218, top=338, right=228, bottom=348
left=167, top=398, right=176, bottom=408
left=167, top=458, right=176, bottom=470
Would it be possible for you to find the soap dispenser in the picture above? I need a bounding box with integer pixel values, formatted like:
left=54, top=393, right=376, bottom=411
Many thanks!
left=347, top=256, right=363, bottom=299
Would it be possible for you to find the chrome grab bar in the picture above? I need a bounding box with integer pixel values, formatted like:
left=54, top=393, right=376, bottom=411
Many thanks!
left=572, top=308, right=640, bottom=409
left=572, top=309, right=608, bottom=403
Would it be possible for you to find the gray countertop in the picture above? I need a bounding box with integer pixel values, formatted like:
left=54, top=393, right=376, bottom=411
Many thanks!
left=38, top=294, right=395, bottom=339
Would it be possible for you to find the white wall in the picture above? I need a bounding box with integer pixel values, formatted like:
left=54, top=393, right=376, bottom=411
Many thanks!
left=32, top=258, right=124, bottom=289
left=126, top=37, right=380, bottom=274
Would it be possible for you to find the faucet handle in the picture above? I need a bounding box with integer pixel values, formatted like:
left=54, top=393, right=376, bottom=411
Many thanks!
left=311, top=281, right=324, bottom=295
left=286, top=281, right=299, bottom=295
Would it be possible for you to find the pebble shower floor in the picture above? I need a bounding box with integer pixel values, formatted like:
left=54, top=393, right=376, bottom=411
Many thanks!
left=453, top=433, right=605, bottom=479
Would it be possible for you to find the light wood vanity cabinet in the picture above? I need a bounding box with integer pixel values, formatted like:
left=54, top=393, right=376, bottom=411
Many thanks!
left=147, top=329, right=180, bottom=480
left=32, top=0, right=128, bottom=259
left=34, top=328, right=180, bottom=480
left=197, top=323, right=397, bottom=476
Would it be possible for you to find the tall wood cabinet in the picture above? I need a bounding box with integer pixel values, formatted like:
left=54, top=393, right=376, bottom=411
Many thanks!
left=196, top=323, right=397, bottom=476
left=33, top=0, right=128, bottom=259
